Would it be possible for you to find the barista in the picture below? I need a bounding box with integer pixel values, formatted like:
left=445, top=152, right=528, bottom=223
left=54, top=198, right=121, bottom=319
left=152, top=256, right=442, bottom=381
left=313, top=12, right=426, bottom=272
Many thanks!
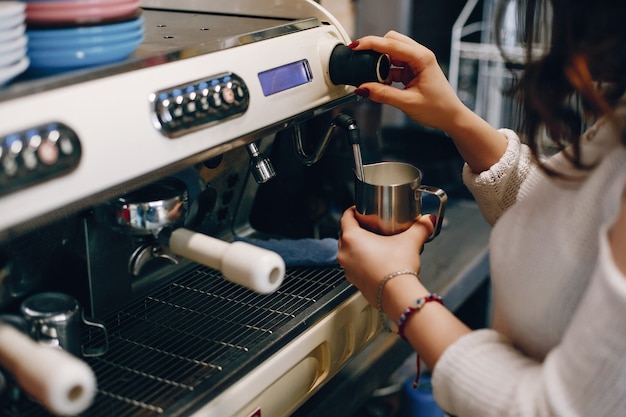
left=338, top=0, right=626, bottom=415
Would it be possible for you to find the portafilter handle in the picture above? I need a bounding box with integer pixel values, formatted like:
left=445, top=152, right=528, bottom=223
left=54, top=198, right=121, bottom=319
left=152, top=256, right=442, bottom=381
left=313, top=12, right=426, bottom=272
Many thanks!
left=0, top=323, right=96, bottom=416
left=168, top=228, right=285, bottom=294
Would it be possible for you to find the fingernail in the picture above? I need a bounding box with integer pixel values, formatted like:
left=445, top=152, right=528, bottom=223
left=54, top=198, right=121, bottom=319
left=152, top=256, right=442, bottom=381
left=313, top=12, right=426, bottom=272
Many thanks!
left=354, top=87, right=370, bottom=97
left=428, top=214, right=437, bottom=226
left=347, top=40, right=360, bottom=49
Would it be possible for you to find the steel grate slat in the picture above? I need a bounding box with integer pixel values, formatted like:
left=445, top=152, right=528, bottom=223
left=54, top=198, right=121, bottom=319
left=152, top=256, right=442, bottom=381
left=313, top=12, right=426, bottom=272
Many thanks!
left=4, top=266, right=348, bottom=417
left=136, top=298, right=262, bottom=349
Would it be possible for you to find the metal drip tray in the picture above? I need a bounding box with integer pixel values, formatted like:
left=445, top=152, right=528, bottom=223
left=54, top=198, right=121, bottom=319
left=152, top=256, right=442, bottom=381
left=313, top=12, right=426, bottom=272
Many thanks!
left=7, top=266, right=354, bottom=417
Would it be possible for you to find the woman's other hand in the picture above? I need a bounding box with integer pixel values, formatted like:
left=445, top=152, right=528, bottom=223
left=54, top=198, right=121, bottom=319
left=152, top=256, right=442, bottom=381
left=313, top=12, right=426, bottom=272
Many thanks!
left=337, top=206, right=434, bottom=308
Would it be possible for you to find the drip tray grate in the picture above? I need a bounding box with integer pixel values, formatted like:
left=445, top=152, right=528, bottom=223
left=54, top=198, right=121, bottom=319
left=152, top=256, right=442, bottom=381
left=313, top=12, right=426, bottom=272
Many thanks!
left=5, top=265, right=351, bottom=417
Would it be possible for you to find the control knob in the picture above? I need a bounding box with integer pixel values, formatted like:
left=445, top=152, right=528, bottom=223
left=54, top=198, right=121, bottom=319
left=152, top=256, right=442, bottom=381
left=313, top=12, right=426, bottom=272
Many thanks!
left=329, top=44, right=390, bottom=86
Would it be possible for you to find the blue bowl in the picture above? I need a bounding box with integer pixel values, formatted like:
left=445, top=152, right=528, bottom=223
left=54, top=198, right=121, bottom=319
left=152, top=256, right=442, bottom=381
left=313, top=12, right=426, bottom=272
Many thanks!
left=28, top=34, right=142, bottom=70
left=28, top=26, right=143, bottom=50
left=26, top=16, right=142, bottom=40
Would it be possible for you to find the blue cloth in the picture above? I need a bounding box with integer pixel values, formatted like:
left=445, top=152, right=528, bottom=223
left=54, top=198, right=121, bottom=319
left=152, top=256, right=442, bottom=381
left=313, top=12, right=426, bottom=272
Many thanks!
left=237, top=237, right=339, bottom=267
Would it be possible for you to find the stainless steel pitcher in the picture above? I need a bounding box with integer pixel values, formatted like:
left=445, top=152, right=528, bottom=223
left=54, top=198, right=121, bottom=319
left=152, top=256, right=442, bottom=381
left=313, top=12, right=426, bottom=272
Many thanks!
left=354, top=162, right=447, bottom=238
left=20, top=292, right=108, bottom=357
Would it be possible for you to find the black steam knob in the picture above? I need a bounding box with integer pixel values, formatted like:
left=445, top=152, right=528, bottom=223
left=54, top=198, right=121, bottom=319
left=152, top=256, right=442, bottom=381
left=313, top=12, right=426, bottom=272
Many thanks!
left=329, top=44, right=390, bottom=86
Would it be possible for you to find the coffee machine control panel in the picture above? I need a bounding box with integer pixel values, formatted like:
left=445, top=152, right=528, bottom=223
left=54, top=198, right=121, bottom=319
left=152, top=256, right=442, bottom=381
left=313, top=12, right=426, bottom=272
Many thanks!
left=0, top=123, right=82, bottom=197
left=151, top=72, right=249, bottom=138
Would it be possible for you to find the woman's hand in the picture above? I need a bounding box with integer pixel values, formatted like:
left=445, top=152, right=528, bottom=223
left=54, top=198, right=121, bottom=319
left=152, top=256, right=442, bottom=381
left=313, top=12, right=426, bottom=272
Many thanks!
left=337, top=206, right=434, bottom=308
left=350, top=30, right=508, bottom=173
left=338, top=207, right=471, bottom=370
left=349, top=31, right=468, bottom=132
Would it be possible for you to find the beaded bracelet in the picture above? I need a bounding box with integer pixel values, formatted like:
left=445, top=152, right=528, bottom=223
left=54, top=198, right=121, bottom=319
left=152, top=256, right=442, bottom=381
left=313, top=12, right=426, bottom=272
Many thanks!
left=376, top=269, right=420, bottom=332
left=397, top=293, right=444, bottom=389
left=397, top=293, right=443, bottom=339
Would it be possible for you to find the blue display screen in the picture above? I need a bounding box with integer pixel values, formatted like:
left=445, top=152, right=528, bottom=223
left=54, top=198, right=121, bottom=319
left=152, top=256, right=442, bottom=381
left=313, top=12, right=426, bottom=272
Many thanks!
left=258, top=60, right=313, bottom=96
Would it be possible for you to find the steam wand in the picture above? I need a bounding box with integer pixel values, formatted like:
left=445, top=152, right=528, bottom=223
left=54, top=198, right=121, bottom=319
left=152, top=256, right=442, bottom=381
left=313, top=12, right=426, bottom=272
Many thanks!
left=292, top=113, right=365, bottom=181
left=335, top=114, right=365, bottom=181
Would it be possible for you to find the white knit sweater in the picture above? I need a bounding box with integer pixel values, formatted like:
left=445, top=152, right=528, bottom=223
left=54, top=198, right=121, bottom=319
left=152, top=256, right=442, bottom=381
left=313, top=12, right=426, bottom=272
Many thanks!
left=431, top=110, right=626, bottom=416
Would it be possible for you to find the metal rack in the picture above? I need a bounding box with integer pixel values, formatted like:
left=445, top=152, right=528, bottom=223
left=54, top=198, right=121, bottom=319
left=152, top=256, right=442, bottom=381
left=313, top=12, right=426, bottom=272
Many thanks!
left=448, top=0, right=525, bottom=129
left=4, top=266, right=355, bottom=417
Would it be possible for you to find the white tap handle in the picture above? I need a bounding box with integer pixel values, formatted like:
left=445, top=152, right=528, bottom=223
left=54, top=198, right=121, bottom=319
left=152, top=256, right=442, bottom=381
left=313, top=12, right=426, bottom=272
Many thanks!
left=0, top=324, right=96, bottom=416
left=169, top=228, right=285, bottom=294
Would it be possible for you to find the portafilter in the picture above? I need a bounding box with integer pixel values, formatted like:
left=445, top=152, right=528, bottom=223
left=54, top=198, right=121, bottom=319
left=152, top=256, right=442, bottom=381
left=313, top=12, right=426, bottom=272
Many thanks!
left=97, top=177, right=285, bottom=294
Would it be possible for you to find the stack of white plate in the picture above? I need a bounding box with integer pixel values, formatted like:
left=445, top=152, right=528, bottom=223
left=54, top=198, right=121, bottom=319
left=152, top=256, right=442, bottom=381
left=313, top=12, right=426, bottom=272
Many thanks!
left=25, top=0, right=143, bottom=72
left=0, top=2, right=29, bottom=86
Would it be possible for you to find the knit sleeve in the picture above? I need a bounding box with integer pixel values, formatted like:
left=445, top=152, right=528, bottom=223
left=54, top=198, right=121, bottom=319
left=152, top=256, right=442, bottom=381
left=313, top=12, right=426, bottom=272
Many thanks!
left=462, top=129, right=534, bottom=225
left=431, top=228, right=626, bottom=417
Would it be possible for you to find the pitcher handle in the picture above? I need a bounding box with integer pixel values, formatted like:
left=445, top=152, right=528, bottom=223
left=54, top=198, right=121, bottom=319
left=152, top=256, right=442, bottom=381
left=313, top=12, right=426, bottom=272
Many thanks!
left=81, top=311, right=109, bottom=357
left=416, top=185, right=448, bottom=242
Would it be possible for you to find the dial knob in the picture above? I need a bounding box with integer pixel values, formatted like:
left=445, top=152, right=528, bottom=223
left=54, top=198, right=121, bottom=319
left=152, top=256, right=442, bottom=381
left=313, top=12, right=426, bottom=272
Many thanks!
left=329, top=44, right=390, bottom=87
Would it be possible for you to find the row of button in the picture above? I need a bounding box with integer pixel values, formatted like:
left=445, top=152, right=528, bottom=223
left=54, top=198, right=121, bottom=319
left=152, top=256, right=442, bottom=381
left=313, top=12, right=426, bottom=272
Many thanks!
left=0, top=123, right=82, bottom=196
left=152, top=72, right=249, bottom=138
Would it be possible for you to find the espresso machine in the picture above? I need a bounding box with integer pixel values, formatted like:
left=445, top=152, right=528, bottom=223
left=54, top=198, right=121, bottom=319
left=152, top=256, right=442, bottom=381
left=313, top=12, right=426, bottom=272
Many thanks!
left=0, top=1, right=394, bottom=416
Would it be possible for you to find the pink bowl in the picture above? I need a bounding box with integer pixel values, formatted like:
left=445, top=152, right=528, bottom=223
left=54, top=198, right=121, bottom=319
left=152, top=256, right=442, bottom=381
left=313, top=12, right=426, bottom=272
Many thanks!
left=26, top=0, right=140, bottom=25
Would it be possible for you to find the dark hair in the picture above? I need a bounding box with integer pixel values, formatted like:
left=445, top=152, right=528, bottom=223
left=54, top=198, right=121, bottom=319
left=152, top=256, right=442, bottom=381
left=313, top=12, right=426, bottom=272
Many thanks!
left=495, top=0, right=626, bottom=174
